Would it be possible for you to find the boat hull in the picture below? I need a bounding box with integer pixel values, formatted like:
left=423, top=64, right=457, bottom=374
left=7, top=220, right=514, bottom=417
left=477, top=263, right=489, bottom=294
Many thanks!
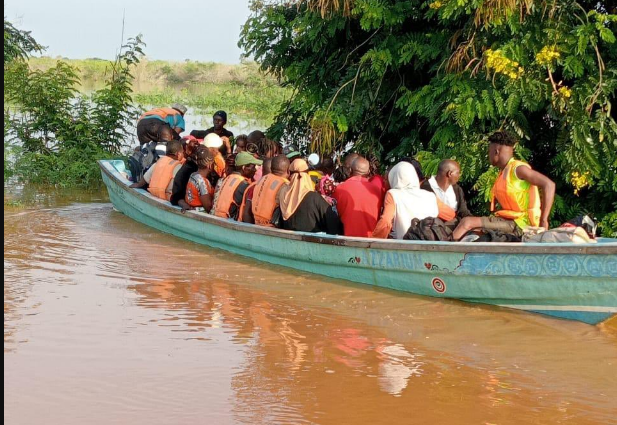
left=100, top=160, right=617, bottom=325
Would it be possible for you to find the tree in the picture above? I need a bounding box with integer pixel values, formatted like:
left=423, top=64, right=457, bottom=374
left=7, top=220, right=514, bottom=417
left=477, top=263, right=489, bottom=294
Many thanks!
left=240, top=0, right=617, bottom=234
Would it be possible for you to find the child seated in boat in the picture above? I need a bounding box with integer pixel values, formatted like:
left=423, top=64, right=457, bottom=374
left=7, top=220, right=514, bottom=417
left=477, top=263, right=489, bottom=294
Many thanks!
left=451, top=131, right=555, bottom=241
left=178, top=146, right=215, bottom=212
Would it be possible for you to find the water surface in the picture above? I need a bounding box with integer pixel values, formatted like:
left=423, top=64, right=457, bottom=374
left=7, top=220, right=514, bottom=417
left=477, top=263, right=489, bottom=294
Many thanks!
left=4, top=193, right=617, bottom=424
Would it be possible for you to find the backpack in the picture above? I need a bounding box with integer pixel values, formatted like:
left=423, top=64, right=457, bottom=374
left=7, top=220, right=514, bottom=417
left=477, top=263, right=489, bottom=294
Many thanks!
left=404, top=217, right=453, bottom=241
left=523, top=227, right=596, bottom=244
left=128, top=142, right=158, bottom=182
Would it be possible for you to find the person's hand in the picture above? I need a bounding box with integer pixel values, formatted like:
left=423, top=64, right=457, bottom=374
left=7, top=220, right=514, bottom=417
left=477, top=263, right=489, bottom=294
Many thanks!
left=181, top=206, right=194, bottom=214
left=221, top=136, right=232, bottom=151
left=540, top=219, right=550, bottom=230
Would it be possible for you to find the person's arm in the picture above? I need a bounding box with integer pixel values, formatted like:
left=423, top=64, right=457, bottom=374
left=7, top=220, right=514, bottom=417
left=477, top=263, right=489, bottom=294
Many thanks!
left=130, top=177, right=147, bottom=188
left=315, top=194, right=341, bottom=235
left=178, top=199, right=194, bottom=212
left=372, top=192, right=396, bottom=238
left=515, top=166, right=555, bottom=229
left=242, top=199, right=255, bottom=224
left=455, top=185, right=472, bottom=218
left=130, top=164, right=154, bottom=188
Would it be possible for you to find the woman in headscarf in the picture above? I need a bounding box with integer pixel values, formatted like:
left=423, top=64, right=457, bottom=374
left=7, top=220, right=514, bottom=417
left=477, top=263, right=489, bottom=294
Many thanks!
left=372, top=161, right=455, bottom=239
left=278, top=159, right=342, bottom=235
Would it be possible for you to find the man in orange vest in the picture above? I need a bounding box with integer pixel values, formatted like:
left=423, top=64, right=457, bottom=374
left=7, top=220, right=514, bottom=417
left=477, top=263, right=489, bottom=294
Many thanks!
left=136, top=104, right=187, bottom=145
left=130, top=140, right=184, bottom=201
left=452, top=131, right=555, bottom=241
left=242, top=154, right=291, bottom=226
left=211, top=152, right=262, bottom=220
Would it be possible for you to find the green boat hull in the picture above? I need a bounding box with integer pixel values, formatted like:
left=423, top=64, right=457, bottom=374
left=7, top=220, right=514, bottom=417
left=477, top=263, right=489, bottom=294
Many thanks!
left=100, top=160, right=617, bottom=325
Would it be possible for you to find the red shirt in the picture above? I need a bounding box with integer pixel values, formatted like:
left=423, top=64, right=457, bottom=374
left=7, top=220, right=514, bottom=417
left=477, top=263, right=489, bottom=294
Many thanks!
left=333, top=176, right=384, bottom=237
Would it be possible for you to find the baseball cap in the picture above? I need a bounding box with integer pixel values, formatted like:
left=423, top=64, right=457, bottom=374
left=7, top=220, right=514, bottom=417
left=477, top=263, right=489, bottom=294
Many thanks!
left=235, top=152, right=263, bottom=166
left=171, top=103, right=188, bottom=115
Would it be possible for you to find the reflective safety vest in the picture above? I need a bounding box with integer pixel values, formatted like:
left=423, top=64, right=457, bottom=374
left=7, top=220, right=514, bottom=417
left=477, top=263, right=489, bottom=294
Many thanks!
left=491, top=158, right=541, bottom=228
left=139, top=107, right=181, bottom=122
left=251, top=174, right=288, bottom=227
left=148, top=156, right=180, bottom=201
left=213, top=174, right=249, bottom=218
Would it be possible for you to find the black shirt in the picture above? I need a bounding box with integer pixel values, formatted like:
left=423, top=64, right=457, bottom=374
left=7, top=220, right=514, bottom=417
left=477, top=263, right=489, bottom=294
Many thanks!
left=282, top=192, right=342, bottom=235
left=170, top=162, right=198, bottom=206
left=190, top=128, right=234, bottom=140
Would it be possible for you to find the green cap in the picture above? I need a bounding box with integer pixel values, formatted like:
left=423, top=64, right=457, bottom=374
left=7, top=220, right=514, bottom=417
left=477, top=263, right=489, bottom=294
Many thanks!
left=235, top=151, right=263, bottom=166
left=286, top=151, right=301, bottom=159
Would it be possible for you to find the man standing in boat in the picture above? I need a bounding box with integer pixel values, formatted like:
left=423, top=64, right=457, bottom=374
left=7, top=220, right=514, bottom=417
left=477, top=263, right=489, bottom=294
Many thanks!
left=452, top=131, right=555, bottom=241
left=136, top=103, right=187, bottom=145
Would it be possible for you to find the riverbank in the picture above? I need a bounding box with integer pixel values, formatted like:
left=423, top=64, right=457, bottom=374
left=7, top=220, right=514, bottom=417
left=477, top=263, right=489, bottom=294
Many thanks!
left=27, top=57, right=290, bottom=122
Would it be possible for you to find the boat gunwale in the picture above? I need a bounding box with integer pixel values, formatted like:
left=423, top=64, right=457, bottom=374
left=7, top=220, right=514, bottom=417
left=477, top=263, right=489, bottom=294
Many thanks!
left=99, top=160, right=617, bottom=255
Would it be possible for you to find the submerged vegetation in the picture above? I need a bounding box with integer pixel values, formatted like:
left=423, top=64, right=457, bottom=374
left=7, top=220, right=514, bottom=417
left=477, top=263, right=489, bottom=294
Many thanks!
left=241, top=0, right=617, bottom=233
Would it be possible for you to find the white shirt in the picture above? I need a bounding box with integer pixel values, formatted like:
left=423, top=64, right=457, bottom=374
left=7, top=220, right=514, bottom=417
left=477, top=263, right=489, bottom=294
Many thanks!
left=428, top=176, right=458, bottom=211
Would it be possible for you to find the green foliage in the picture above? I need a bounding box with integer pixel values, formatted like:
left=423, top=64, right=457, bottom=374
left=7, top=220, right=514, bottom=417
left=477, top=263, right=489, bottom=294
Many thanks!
left=240, top=0, right=617, bottom=225
left=4, top=18, right=42, bottom=63
left=4, top=19, right=144, bottom=186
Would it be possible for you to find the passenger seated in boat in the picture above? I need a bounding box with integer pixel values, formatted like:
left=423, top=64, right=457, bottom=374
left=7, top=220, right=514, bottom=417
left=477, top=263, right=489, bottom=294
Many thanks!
left=211, top=152, right=262, bottom=220
left=234, top=134, right=248, bottom=154
left=372, top=162, right=456, bottom=239
left=278, top=159, right=342, bottom=235
left=203, top=133, right=227, bottom=178
left=421, top=159, right=471, bottom=220
left=333, top=158, right=384, bottom=238
left=190, top=110, right=234, bottom=151
left=178, top=146, right=215, bottom=212
left=452, top=131, right=555, bottom=241
left=242, top=154, right=290, bottom=226
left=130, top=140, right=184, bottom=201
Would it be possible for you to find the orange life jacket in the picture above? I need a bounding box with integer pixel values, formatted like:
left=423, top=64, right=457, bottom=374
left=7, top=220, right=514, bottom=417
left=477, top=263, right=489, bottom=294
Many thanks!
left=148, top=156, right=180, bottom=201
left=491, top=159, right=541, bottom=228
left=251, top=174, right=289, bottom=227
left=213, top=174, right=249, bottom=218
left=139, top=107, right=181, bottom=122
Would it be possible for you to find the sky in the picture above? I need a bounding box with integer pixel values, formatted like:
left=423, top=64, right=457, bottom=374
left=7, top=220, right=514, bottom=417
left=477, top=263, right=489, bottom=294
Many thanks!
left=4, top=0, right=252, bottom=63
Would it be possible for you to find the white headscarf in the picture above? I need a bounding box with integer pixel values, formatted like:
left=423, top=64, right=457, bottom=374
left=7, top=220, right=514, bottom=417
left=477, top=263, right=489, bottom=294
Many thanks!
left=387, top=162, right=439, bottom=239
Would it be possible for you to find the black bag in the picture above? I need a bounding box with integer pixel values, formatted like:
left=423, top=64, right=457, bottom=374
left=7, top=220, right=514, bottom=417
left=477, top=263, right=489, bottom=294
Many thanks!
left=565, top=214, right=597, bottom=239
left=404, top=217, right=453, bottom=241
left=475, top=230, right=521, bottom=243
left=128, top=143, right=158, bottom=182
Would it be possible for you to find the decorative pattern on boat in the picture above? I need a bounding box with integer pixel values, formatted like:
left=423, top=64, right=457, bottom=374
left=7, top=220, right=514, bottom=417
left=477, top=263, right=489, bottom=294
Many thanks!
left=455, top=254, right=617, bottom=278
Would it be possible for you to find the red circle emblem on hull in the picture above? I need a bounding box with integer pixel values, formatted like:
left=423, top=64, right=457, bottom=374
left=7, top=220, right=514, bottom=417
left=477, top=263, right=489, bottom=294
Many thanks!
left=432, top=277, right=446, bottom=293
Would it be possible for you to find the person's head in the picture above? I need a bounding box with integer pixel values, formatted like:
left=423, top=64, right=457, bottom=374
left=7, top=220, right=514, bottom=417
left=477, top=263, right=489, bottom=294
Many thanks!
left=351, top=157, right=371, bottom=177
left=333, top=166, right=350, bottom=183
left=171, top=103, right=188, bottom=116
left=235, top=151, right=263, bottom=180
left=389, top=161, right=420, bottom=191
left=193, top=145, right=214, bottom=171
left=262, top=158, right=273, bottom=176
left=213, top=111, right=227, bottom=131
left=166, top=139, right=184, bottom=161
left=157, top=125, right=176, bottom=142
left=343, top=153, right=361, bottom=169
left=400, top=157, right=425, bottom=183
left=271, top=154, right=291, bottom=179
left=436, top=159, right=461, bottom=186
left=488, top=131, right=516, bottom=168
left=320, top=158, right=335, bottom=176
left=234, top=134, right=248, bottom=153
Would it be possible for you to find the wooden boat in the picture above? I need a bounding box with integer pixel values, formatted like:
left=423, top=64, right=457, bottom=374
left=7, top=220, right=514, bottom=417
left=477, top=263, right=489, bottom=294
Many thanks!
left=99, top=160, right=617, bottom=325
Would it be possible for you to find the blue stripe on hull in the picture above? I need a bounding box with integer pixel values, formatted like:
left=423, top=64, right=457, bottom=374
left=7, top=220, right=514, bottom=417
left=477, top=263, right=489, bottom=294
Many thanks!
left=530, top=310, right=614, bottom=325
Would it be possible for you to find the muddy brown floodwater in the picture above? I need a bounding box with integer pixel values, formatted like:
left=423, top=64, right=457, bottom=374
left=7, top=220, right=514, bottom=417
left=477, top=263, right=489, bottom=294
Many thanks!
left=4, top=191, right=617, bottom=425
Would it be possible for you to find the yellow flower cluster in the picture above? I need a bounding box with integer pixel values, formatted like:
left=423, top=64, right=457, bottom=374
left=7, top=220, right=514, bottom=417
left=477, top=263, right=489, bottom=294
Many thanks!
left=571, top=171, right=591, bottom=195
left=485, top=49, right=524, bottom=79
left=429, top=1, right=444, bottom=9
left=536, top=46, right=561, bottom=66
left=558, top=86, right=572, bottom=98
